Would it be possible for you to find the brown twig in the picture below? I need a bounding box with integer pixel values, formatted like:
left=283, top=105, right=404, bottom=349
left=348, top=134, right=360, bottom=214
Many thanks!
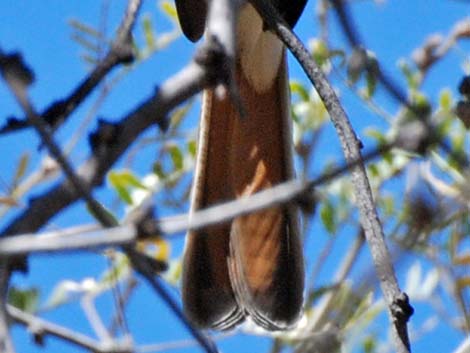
left=7, top=305, right=132, bottom=353
left=327, top=0, right=410, bottom=107
left=0, top=0, right=143, bottom=134
left=412, top=17, right=470, bottom=75
left=0, top=264, right=14, bottom=353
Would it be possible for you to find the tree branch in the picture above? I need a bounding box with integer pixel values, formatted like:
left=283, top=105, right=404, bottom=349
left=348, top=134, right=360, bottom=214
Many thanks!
left=0, top=58, right=205, bottom=237
left=0, top=264, right=14, bottom=353
left=7, top=305, right=131, bottom=353
left=328, top=0, right=410, bottom=107
left=0, top=0, right=143, bottom=134
left=0, top=142, right=393, bottom=257
left=249, top=1, right=412, bottom=352
left=126, top=252, right=219, bottom=353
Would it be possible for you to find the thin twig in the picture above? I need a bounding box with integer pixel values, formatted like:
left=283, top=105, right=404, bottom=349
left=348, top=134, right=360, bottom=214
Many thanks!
left=412, top=18, right=470, bottom=76
left=7, top=305, right=131, bottom=353
left=0, top=262, right=15, bottom=353
left=306, top=231, right=365, bottom=331
left=137, top=332, right=233, bottom=353
left=328, top=0, right=410, bottom=106
left=0, top=225, right=134, bottom=256
left=0, top=0, right=143, bottom=134
left=3, top=57, right=114, bottom=230
left=126, top=252, right=219, bottom=353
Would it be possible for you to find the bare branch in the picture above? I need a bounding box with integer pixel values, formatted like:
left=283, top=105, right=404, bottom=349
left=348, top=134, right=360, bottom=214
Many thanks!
left=0, top=143, right=391, bottom=257
left=0, top=0, right=143, bottom=134
left=7, top=305, right=132, bottom=353
left=126, top=252, right=219, bottom=353
left=453, top=336, right=470, bottom=353
left=0, top=264, right=15, bottom=353
left=327, top=0, right=410, bottom=107
left=412, top=17, right=470, bottom=74
left=0, top=59, right=205, bottom=237
left=1, top=48, right=116, bottom=232
left=0, top=225, right=134, bottom=255
left=0, top=118, right=413, bottom=260
left=249, top=1, right=412, bottom=351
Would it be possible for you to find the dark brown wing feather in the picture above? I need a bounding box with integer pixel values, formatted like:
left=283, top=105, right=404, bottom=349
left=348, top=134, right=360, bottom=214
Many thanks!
left=276, top=0, right=308, bottom=28
left=182, top=88, right=244, bottom=330
left=174, top=0, right=307, bottom=42
left=175, top=0, right=207, bottom=42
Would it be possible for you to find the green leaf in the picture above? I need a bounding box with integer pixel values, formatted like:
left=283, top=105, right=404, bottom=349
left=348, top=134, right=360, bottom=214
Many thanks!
left=310, top=39, right=330, bottom=67
left=363, top=336, right=377, bottom=353
left=12, top=153, right=30, bottom=188
left=160, top=1, right=178, bottom=22
left=68, top=19, right=102, bottom=39
left=71, top=33, right=100, bottom=53
left=187, top=139, right=197, bottom=158
left=142, top=15, right=156, bottom=50
left=383, top=150, right=393, bottom=165
left=118, top=171, right=147, bottom=189
left=368, top=163, right=379, bottom=178
left=399, top=59, right=419, bottom=90
left=162, top=259, right=182, bottom=285
left=381, top=195, right=395, bottom=217
left=364, top=128, right=387, bottom=146
left=170, top=101, right=192, bottom=130
left=8, top=287, right=39, bottom=313
left=365, top=68, right=377, bottom=98
left=290, top=81, right=309, bottom=102
left=108, top=170, right=148, bottom=204
left=168, top=145, right=184, bottom=171
left=113, top=185, right=133, bottom=205
left=100, top=252, right=130, bottom=288
left=439, top=89, right=453, bottom=111
left=153, top=162, right=167, bottom=179
left=320, top=199, right=336, bottom=234
left=410, top=91, right=431, bottom=116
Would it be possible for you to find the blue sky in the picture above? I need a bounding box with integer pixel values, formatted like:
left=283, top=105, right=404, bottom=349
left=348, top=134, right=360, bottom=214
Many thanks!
left=1, top=1, right=469, bottom=353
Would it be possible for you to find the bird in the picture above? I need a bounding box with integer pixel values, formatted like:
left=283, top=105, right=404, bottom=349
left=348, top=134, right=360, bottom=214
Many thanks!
left=175, top=0, right=307, bottom=331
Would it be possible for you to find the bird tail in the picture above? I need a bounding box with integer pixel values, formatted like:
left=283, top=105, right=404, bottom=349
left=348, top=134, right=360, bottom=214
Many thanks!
left=182, top=46, right=304, bottom=330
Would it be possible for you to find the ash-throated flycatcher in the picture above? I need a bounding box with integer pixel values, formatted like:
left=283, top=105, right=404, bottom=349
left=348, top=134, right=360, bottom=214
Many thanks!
left=176, top=0, right=307, bottom=330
